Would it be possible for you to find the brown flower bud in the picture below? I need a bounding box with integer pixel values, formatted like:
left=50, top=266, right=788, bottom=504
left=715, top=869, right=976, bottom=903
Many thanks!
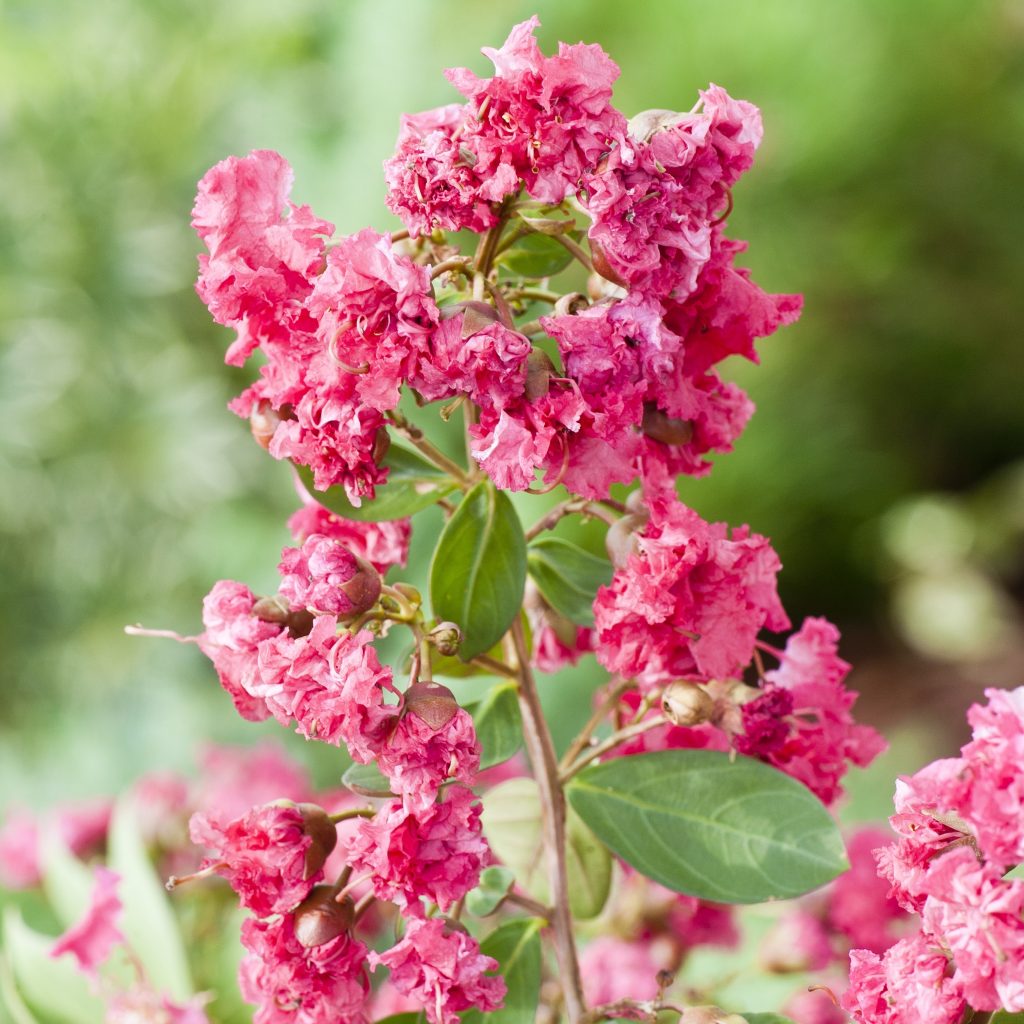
left=605, top=512, right=648, bottom=569
left=428, top=621, right=463, bottom=658
left=371, top=426, right=391, bottom=464
left=442, top=300, right=500, bottom=339
left=251, top=597, right=314, bottom=638
left=524, top=348, right=556, bottom=401
left=661, top=682, right=714, bottom=727
left=338, top=555, right=382, bottom=618
left=296, top=803, right=338, bottom=879
left=293, top=885, right=355, bottom=948
left=403, top=682, right=459, bottom=731
left=552, top=292, right=590, bottom=317
left=589, top=239, right=627, bottom=287
left=642, top=402, right=694, bottom=446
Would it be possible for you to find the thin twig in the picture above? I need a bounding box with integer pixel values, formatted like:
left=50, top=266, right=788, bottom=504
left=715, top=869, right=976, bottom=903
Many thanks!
left=509, top=618, right=586, bottom=1024
left=560, top=715, right=666, bottom=783
left=549, top=232, right=594, bottom=273
left=470, top=653, right=518, bottom=679
left=386, top=410, right=470, bottom=484
left=503, top=890, right=552, bottom=920
left=559, top=677, right=633, bottom=771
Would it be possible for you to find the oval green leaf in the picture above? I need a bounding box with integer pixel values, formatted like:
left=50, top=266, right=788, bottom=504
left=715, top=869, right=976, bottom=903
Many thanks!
left=295, top=445, right=458, bottom=522
left=527, top=537, right=612, bottom=627
left=341, top=760, right=394, bottom=798
left=108, top=797, right=193, bottom=999
left=566, top=750, right=848, bottom=905
left=2, top=908, right=104, bottom=1024
left=482, top=778, right=611, bottom=920
left=467, top=681, right=523, bottom=769
left=464, top=865, right=516, bottom=918
left=461, top=918, right=543, bottom=1024
left=430, top=481, right=526, bottom=660
left=496, top=232, right=575, bottom=279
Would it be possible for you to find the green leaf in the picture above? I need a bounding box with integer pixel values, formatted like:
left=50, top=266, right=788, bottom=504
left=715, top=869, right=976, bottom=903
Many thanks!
left=496, top=232, right=575, bottom=279
left=527, top=537, right=612, bottom=627
left=295, top=445, right=459, bottom=522
left=992, top=1014, right=1024, bottom=1024
left=1004, top=863, right=1024, bottom=880
left=430, top=480, right=526, bottom=660
left=464, top=865, right=516, bottom=918
left=743, top=1015, right=798, bottom=1024
left=341, top=760, right=394, bottom=798
left=566, top=750, right=848, bottom=904
left=462, top=918, right=543, bottom=1024
left=482, top=778, right=612, bottom=920
left=39, top=832, right=95, bottom=929
left=375, top=1015, right=427, bottom=1024
left=107, top=797, right=192, bottom=999
left=467, top=681, right=523, bottom=769
left=2, top=908, right=103, bottom=1024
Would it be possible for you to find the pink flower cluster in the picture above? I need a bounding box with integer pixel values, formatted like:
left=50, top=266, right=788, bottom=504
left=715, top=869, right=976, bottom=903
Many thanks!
left=193, top=18, right=798, bottom=503
left=842, top=687, right=1024, bottom=1022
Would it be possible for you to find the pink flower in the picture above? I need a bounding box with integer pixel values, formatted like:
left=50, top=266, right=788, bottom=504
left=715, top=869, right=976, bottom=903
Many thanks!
left=345, top=786, right=487, bottom=912
left=760, top=910, right=834, bottom=972
left=287, top=499, right=410, bottom=575
left=368, top=918, right=505, bottom=1024
left=739, top=618, right=886, bottom=805
left=197, top=580, right=281, bottom=722
left=384, top=104, right=504, bottom=236
left=192, top=150, right=332, bottom=366
left=277, top=535, right=381, bottom=618
left=826, top=827, right=908, bottom=955
left=445, top=17, right=626, bottom=205
left=188, top=803, right=326, bottom=917
left=921, top=848, right=1024, bottom=1013
left=51, top=867, right=124, bottom=978
left=579, top=936, right=665, bottom=1006
left=239, top=914, right=369, bottom=1024
left=378, top=706, right=481, bottom=813
left=784, top=986, right=847, bottom=1024
left=108, top=990, right=211, bottom=1024
left=307, top=228, right=438, bottom=414
left=841, top=932, right=964, bottom=1024
left=593, top=497, right=788, bottom=687
left=525, top=588, right=594, bottom=675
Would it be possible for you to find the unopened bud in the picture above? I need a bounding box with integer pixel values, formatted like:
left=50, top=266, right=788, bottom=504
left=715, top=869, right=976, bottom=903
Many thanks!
left=428, top=621, right=463, bottom=657
left=661, top=682, right=714, bottom=727
left=371, top=426, right=391, bottom=465
left=589, top=240, right=627, bottom=288
left=391, top=583, right=422, bottom=609
left=251, top=596, right=315, bottom=638
left=552, top=292, right=590, bottom=317
left=524, top=349, right=556, bottom=401
left=642, top=403, right=694, bottom=446
left=403, top=682, right=459, bottom=731
left=442, top=300, right=500, bottom=339
left=297, top=803, right=338, bottom=879
left=338, top=555, right=382, bottom=618
left=293, top=885, right=355, bottom=948
left=250, top=400, right=293, bottom=450
left=605, top=512, right=648, bottom=569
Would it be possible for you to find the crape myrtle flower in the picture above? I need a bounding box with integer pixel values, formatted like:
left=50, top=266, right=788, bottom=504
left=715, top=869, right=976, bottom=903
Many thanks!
left=277, top=535, right=382, bottom=619
left=344, top=785, right=487, bottom=913
left=50, top=867, right=124, bottom=979
left=368, top=917, right=505, bottom=1024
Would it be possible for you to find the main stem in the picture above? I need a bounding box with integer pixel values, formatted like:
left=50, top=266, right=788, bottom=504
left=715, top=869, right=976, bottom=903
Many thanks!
left=509, top=616, right=586, bottom=1024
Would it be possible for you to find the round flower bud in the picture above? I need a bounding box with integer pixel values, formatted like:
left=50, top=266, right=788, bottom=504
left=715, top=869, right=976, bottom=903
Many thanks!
left=293, top=885, right=355, bottom=948
left=337, top=554, right=382, bottom=618
left=524, top=349, right=556, bottom=401
left=605, top=512, right=648, bottom=569
left=372, top=425, right=391, bottom=465
left=589, top=239, right=627, bottom=288
left=250, top=400, right=293, bottom=450
left=403, top=682, right=460, bottom=731
left=428, top=622, right=463, bottom=658
left=442, top=300, right=500, bottom=339
left=294, top=803, right=338, bottom=879
left=662, top=682, right=714, bottom=727
left=642, top=402, right=694, bottom=446
left=626, top=108, right=684, bottom=143
left=552, top=292, right=589, bottom=317
left=251, top=596, right=315, bottom=638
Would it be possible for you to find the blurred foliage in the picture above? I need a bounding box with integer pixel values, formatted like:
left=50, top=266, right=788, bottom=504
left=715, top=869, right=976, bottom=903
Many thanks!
left=1, top=0, right=1023, bottom=801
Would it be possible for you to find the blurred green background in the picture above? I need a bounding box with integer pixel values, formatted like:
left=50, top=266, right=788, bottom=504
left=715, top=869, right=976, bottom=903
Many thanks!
left=2, top=0, right=1023, bottom=810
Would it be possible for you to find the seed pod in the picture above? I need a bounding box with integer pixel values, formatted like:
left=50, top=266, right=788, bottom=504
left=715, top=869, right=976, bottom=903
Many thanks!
left=296, top=803, right=338, bottom=879
left=403, top=682, right=459, bottom=731
left=252, top=595, right=290, bottom=624
left=605, top=512, right=648, bottom=569
left=371, top=426, right=391, bottom=464
left=661, top=682, right=714, bottom=727
left=337, top=555, right=382, bottom=618
left=293, top=885, right=355, bottom=948
left=428, top=621, right=463, bottom=658
left=589, top=239, right=627, bottom=288
left=552, top=292, right=590, bottom=317
left=524, top=348, right=556, bottom=401
left=441, top=300, right=500, bottom=339
left=642, top=403, right=694, bottom=446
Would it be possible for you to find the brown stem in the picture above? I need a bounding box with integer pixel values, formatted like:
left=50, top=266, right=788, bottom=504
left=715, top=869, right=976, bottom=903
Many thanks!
left=560, top=715, right=667, bottom=782
left=559, top=677, right=633, bottom=771
left=509, top=617, right=586, bottom=1024
left=483, top=278, right=516, bottom=329
left=471, top=653, right=517, bottom=679
left=430, top=256, right=473, bottom=281
left=549, top=232, right=594, bottom=274
left=386, top=410, right=469, bottom=484
left=524, top=498, right=620, bottom=542
left=503, top=890, right=553, bottom=920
